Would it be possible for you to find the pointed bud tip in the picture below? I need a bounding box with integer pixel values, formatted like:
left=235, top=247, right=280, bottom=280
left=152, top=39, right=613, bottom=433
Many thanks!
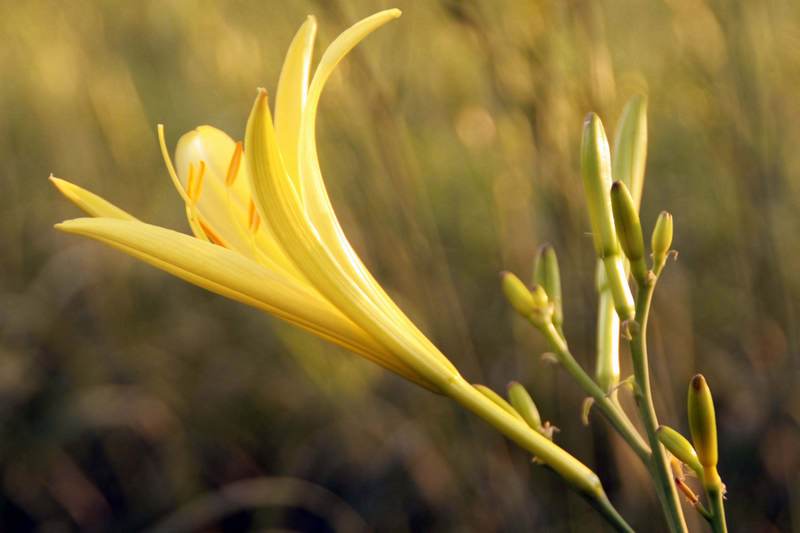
left=507, top=380, right=522, bottom=390
left=611, top=180, right=622, bottom=191
left=691, top=374, right=706, bottom=391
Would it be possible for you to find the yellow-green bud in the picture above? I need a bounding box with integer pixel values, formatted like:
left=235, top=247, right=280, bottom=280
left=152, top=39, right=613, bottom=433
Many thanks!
left=610, top=181, right=648, bottom=284
left=474, top=384, right=524, bottom=422
left=501, top=272, right=537, bottom=317
left=651, top=211, right=673, bottom=271
left=533, top=244, right=563, bottom=328
left=612, top=95, right=648, bottom=209
left=507, top=381, right=542, bottom=431
left=581, top=113, right=618, bottom=258
left=530, top=284, right=549, bottom=309
left=601, top=256, right=635, bottom=320
left=657, top=425, right=703, bottom=476
left=688, top=374, right=718, bottom=469
left=582, top=113, right=635, bottom=320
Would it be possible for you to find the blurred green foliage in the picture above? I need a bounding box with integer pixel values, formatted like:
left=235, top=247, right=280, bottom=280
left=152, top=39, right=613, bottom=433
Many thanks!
left=1, top=0, right=798, bottom=531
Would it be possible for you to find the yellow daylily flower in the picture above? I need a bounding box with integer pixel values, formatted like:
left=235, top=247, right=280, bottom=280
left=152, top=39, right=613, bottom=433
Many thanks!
left=55, top=11, right=439, bottom=390
left=54, top=10, right=624, bottom=516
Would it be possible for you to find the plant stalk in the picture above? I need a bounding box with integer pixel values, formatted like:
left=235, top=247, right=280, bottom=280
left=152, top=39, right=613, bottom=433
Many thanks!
left=539, top=322, right=650, bottom=463
left=629, top=277, right=688, bottom=533
left=441, top=375, right=635, bottom=532
left=708, top=485, right=728, bottom=533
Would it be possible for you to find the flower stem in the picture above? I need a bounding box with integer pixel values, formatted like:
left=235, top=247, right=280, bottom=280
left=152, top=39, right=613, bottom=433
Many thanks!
left=708, top=485, right=728, bottom=533
left=629, top=277, right=688, bottom=533
left=583, top=490, right=636, bottom=533
left=441, top=375, right=635, bottom=533
left=539, top=323, right=651, bottom=463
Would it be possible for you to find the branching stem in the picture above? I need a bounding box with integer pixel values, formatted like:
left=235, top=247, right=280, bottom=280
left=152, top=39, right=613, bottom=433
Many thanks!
left=629, top=276, right=688, bottom=533
left=708, top=485, right=728, bottom=533
left=539, top=323, right=650, bottom=463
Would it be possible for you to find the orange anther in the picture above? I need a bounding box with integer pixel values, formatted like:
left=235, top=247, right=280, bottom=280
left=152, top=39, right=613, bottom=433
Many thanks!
left=247, top=199, right=260, bottom=233
left=186, top=161, right=206, bottom=204
left=186, top=163, right=195, bottom=197
left=225, top=142, right=243, bottom=187
left=199, top=219, right=226, bottom=247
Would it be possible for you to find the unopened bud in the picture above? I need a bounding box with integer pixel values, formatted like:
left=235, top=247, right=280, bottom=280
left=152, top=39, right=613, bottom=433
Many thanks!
left=530, top=284, right=549, bottom=309
left=657, top=425, right=703, bottom=476
left=612, top=95, right=648, bottom=209
left=581, top=113, right=618, bottom=258
left=601, top=256, right=635, bottom=320
left=533, top=244, right=563, bottom=328
left=582, top=113, right=635, bottom=319
left=688, top=374, right=717, bottom=470
left=651, top=211, right=673, bottom=271
left=501, top=272, right=537, bottom=317
left=610, top=181, right=648, bottom=284
left=507, top=381, right=542, bottom=431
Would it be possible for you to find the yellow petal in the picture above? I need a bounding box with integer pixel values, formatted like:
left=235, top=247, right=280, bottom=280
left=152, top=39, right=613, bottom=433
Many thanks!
left=275, top=15, right=317, bottom=188
left=245, top=89, right=457, bottom=389
left=50, top=176, right=137, bottom=220
left=55, top=217, right=436, bottom=390
left=300, top=9, right=400, bottom=217
left=294, top=9, right=460, bottom=377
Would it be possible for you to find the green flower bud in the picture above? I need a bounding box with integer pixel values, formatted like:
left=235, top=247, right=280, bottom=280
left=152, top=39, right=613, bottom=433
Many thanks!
left=501, top=271, right=537, bottom=317
left=612, top=95, right=648, bottom=210
left=474, top=384, right=524, bottom=422
left=533, top=244, right=563, bottom=328
left=581, top=113, right=618, bottom=258
left=688, top=374, right=717, bottom=469
left=651, top=211, right=673, bottom=272
left=657, top=425, right=703, bottom=476
left=581, top=113, right=635, bottom=320
left=507, top=381, right=542, bottom=431
left=610, top=181, right=648, bottom=284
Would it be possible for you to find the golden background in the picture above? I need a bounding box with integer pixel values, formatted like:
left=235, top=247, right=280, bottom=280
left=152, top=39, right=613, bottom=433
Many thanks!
left=1, top=0, right=798, bottom=530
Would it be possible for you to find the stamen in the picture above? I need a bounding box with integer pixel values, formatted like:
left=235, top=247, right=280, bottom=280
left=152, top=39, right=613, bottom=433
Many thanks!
left=225, top=142, right=243, bottom=187
left=157, top=124, right=192, bottom=206
left=161, top=125, right=231, bottom=249
left=187, top=161, right=206, bottom=204
left=248, top=199, right=261, bottom=233
left=186, top=163, right=196, bottom=201
left=199, top=219, right=226, bottom=247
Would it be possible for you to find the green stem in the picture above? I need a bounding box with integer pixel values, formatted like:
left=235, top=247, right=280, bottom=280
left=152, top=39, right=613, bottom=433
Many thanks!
left=630, top=278, right=688, bottom=533
left=440, top=375, right=635, bottom=533
left=584, top=490, right=636, bottom=533
left=539, top=323, right=650, bottom=463
left=696, top=501, right=713, bottom=522
left=707, top=484, right=728, bottom=533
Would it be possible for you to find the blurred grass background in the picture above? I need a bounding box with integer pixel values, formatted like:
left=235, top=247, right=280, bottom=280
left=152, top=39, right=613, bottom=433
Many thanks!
left=1, top=0, right=799, bottom=531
